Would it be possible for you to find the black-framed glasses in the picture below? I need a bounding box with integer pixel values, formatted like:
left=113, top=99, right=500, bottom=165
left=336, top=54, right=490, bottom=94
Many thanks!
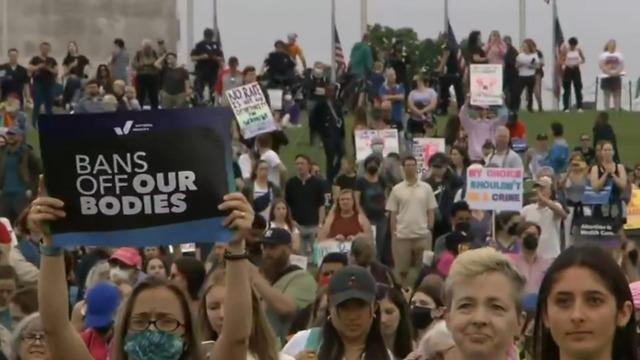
left=129, top=316, right=183, bottom=332
left=22, top=332, right=46, bottom=344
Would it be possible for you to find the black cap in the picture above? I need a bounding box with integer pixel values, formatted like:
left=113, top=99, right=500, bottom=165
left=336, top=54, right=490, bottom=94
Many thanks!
left=328, top=266, right=376, bottom=306
left=260, top=228, right=292, bottom=246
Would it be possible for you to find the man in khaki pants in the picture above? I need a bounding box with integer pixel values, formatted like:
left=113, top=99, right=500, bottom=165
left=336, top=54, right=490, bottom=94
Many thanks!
left=386, top=155, right=437, bottom=286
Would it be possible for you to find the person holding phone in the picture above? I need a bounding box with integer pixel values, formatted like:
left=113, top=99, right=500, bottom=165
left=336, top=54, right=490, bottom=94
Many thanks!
left=513, top=39, right=540, bottom=112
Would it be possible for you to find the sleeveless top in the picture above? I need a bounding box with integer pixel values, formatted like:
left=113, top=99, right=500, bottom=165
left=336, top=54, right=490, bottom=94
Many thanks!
left=329, top=212, right=363, bottom=238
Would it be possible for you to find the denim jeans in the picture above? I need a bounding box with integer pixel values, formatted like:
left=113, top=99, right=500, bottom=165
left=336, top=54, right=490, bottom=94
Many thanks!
left=32, top=82, right=54, bottom=127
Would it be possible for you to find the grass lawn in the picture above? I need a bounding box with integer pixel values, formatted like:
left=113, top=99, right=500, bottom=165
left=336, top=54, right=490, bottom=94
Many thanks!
left=26, top=110, right=640, bottom=172
left=275, top=110, right=640, bottom=173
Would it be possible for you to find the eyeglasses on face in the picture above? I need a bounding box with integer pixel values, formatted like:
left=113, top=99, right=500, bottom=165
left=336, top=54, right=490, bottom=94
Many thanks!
left=129, top=316, right=184, bottom=332
left=22, top=332, right=46, bottom=344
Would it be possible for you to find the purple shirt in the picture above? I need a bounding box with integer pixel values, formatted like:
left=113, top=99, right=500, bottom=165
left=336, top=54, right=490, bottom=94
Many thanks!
left=508, top=254, right=553, bottom=294
left=459, top=104, right=508, bottom=161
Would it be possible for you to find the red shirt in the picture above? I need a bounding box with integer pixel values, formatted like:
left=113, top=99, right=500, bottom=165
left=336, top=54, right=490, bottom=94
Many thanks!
left=507, top=119, right=526, bottom=139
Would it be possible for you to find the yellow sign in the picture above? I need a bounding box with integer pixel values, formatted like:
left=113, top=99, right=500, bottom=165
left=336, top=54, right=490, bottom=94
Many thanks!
left=624, top=189, right=640, bottom=230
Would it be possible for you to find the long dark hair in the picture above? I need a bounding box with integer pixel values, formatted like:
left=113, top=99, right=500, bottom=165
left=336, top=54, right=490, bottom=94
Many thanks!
left=318, top=303, right=390, bottom=360
left=468, top=31, right=482, bottom=51
left=379, top=286, right=413, bottom=359
left=533, top=245, right=638, bottom=360
left=444, top=115, right=461, bottom=146
left=268, top=198, right=294, bottom=231
left=450, top=145, right=471, bottom=170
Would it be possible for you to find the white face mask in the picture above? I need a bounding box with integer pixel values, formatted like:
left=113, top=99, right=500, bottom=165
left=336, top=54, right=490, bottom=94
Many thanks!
left=110, top=266, right=134, bottom=283
left=371, top=144, right=384, bottom=153
left=284, top=94, right=293, bottom=102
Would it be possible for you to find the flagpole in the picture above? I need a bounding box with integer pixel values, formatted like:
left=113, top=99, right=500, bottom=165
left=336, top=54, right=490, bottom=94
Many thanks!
left=187, top=0, right=194, bottom=50
left=331, top=0, right=336, bottom=82
left=213, top=0, right=218, bottom=29
left=444, top=0, right=449, bottom=32
left=1, top=0, right=7, bottom=57
left=360, top=0, right=368, bottom=38
left=552, top=0, right=559, bottom=111
left=519, top=0, right=526, bottom=45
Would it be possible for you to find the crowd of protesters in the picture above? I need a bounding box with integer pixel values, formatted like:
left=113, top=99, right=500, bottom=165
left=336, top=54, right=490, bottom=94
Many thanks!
left=0, top=26, right=637, bottom=360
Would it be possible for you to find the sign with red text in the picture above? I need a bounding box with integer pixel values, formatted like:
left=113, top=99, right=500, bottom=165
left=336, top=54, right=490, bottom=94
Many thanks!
left=412, top=138, right=445, bottom=176
left=465, top=167, right=523, bottom=211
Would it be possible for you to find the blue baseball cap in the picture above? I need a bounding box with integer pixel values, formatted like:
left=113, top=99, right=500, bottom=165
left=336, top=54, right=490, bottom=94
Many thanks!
left=84, top=282, right=121, bottom=329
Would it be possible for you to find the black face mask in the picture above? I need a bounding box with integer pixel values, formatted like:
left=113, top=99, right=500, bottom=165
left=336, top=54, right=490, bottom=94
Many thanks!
left=522, top=234, right=539, bottom=251
left=455, top=221, right=471, bottom=234
left=366, top=165, right=379, bottom=175
left=410, top=306, right=434, bottom=330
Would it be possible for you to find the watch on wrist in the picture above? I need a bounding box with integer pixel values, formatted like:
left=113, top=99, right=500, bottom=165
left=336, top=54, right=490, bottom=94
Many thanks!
left=223, top=249, right=249, bottom=261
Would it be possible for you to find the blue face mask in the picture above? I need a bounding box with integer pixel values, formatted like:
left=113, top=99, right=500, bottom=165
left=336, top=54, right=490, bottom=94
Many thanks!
left=124, top=330, right=185, bottom=360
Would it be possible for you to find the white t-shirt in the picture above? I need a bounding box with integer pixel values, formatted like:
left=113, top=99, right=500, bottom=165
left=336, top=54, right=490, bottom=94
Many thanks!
left=238, top=153, right=253, bottom=179
left=516, top=53, right=540, bottom=77
left=521, top=203, right=562, bottom=258
left=253, top=182, right=271, bottom=220
left=408, top=88, right=437, bottom=119
left=260, top=150, right=282, bottom=187
left=599, top=51, right=625, bottom=75
left=282, top=329, right=394, bottom=359
left=565, top=49, right=582, bottom=67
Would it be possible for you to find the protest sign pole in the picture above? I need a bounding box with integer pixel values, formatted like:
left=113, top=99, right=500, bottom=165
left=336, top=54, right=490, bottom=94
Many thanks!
left=443, top=0, right=449, bottom=33
left=491, top=211, right=496, bottom=243
left=213, top=0, right=218, bottom=30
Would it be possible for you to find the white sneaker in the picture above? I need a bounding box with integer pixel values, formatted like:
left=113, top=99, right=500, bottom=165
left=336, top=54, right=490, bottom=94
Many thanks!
left=563, top=109, right=570, bottom=113
left=577, top=108, right=584, bottom=113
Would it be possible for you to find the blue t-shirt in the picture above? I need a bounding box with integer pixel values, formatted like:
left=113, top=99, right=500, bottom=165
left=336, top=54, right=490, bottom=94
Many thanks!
left=379, top=84, right=405, bottom=126
left=2, top=151, right=25, bottom=194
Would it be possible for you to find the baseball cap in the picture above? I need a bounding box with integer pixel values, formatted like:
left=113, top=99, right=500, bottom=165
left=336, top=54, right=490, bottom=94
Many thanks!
left=84, top=282, right=121, bottom=328
left=260, top=228, right=292, bottom=246
left=327, top=266, right=376, bottom=306
left=109, top=247, right=142, bottom=270
left=533, top=176, right=553, bottom=188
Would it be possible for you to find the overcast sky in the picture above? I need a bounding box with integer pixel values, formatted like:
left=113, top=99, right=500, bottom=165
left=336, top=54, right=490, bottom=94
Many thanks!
left=179, top=0, right=638, bottom=107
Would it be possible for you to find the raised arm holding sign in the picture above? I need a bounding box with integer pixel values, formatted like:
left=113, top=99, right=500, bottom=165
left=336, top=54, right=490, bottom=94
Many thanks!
left=37, top=108, right=236, bottom=247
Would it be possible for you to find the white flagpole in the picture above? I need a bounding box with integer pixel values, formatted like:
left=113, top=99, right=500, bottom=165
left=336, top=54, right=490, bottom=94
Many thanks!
left=444, top=0, right=449, bottom=32
left=360, top=0, right=368, bottom=37
left=1, top=0, right=7, bottom=57
left=331, top=0, right=336, bottom=82
left=213, top=0, right=218, bottom=29
left=187, top=0, right=194, bottom=50
left=519, top=0, right=526, bottom=45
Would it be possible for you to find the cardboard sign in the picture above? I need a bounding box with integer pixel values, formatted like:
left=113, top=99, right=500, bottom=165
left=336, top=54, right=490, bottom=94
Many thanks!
left=625, top=189, right=640, bottom=230
left=38, top=108, right=236, bottom=247
left=470, top=64, right=504, bottom=106
left=312, top=240, right=352, bottom=265
left=226, top=82, right=277, bottom=138
left=412, top=138, right=445, bottom=176
left=465, top=167, right=524, bottom=211
left=354, top=129, right=399, bottom=161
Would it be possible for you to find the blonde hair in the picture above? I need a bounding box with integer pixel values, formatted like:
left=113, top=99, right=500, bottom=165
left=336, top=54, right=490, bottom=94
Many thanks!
left=445, top=248, right=526, bottom=310
left=418, top=321, right=455, bottom=358
left=200, top=269, right=279, bottom=360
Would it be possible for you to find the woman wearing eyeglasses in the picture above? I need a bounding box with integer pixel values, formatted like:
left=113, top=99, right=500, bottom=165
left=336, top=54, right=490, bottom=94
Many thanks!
left=10, top=313, right=47, bottom=360
left=31, top=181, right=254, bottom=360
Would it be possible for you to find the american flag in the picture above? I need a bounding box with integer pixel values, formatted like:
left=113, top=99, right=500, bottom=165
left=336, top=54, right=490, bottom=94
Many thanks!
left=553, top=14, right=565, bottom=101
left=446, top=21, right=467, bottom=79
left=334, top=25, right=347, bottom=76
